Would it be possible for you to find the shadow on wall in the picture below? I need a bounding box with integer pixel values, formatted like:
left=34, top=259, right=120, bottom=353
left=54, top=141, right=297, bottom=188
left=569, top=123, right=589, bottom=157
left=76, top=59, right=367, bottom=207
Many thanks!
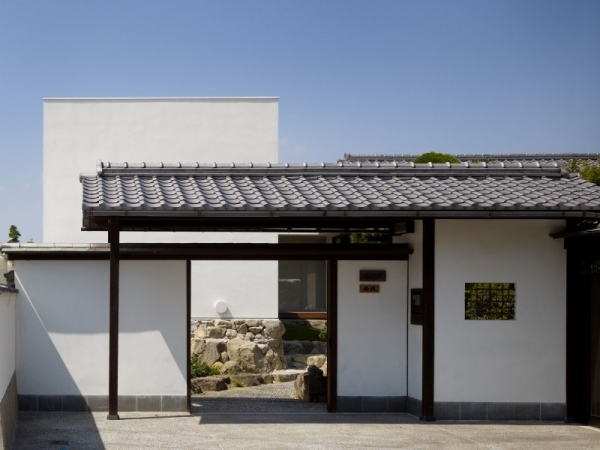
left=11, top=274, right=104, bottom=447
left=14, top=260, right=187, bottom=415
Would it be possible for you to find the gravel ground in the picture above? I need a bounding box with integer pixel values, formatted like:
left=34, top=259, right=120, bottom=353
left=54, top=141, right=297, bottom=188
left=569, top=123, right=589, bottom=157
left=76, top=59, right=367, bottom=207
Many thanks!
left=191, top=381, right=328, bottom=414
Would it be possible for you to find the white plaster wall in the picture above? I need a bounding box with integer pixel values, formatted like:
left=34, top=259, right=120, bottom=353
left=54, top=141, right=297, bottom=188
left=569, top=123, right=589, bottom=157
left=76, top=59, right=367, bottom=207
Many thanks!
left=337, top=260, right=408, bottom=396
left=435, top=219, right=566, bottom=403
left=15, top=260, right=186, bottom=396
left=395, top=222, right=423, bottom=400
left=119, top=261, right=186, bottom=395
left=0, top=291, right=17, bottom=398
left=191, top=260, right=277, bottom=318
left=43, top=98, right=279, bottom=319
left=43, top=97, right=279, bottom=244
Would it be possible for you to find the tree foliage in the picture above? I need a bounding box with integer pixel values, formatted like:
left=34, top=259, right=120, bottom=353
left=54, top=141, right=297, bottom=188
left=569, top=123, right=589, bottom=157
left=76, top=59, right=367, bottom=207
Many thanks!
left=349, top=231, right=390, bottom=244
left=8, top=225, right=21, bottom=243
left=412, top=152, right=461, bottom=164
left=565, top=158, right=600, bottom=185
left=566, top=158, right=600, bottom=231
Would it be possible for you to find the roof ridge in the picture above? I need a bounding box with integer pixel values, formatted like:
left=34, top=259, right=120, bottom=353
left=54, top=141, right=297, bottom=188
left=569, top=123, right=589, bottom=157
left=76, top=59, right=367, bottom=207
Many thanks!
left=90, top=160, right=562, bottom=177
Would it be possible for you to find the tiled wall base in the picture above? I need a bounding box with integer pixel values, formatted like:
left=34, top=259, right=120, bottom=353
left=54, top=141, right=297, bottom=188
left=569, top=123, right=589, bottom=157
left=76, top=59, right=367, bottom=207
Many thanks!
left=1, top=373, right=18, bottom=449
left=407, top=396, right=422, bottom=416
left=434, top=401, right=566, bottom=421
left=337, top=396, right=407, bottom=413
left=18, top=395, right=187, bottom=412
left=338, top=396, right=565, bottom=421
left=405, top=397, right=565, bottom=421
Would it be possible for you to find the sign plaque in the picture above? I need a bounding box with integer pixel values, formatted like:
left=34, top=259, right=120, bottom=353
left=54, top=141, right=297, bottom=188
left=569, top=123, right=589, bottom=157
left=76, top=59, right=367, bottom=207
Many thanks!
left=360, top=270, right=386, bottom=282
left=359, top=284, right=380, bottom=293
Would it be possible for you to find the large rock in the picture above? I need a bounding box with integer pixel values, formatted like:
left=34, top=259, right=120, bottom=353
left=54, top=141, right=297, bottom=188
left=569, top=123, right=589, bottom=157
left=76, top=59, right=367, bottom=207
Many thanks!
left=222, top=361, right=242, bottom=374
left=294, top=373, right=307, bottom=400
left=196, top=326, right=226, bottom=339
left=287, top=354, right=308, bottom=366
left=207, top=327, right=227, bottom=339
left=294, top=367, right=327, bottom=403
left=201, top=339, right=224, bottom=365
left=193, top=326, right=208, bottom=339
left=214, top=319, right=232, bottom=329
left=230, top=374, right=271, bottom=387
left=266, top=348, right=287, bottom=370
left=235, top=323, right=248, bottom=334
left=190, top=338, right=205, bottom=355
left=225, top=329, right=238, bottom=339
left=227, top=338, right=271, bottom=373
left=307, top=354, right=327, bottom=368
left=283, top=340, right=304, bottom=354
left=318, top=341, right=327, bottom=354
left=300, top=340, right=314, bottom=354
left=191, top=376, right=228, bottom=392
left=262, top=319, right=286, bottom=339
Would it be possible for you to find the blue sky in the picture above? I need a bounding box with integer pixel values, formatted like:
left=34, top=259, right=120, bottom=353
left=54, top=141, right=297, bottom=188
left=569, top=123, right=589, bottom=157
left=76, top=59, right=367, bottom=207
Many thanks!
left=0, top=0, right=599, bottom=242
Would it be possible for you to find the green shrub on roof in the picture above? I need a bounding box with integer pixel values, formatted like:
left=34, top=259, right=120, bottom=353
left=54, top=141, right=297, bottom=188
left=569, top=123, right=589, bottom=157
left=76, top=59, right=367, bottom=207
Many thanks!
left=412, top=152, right=461, bottom=164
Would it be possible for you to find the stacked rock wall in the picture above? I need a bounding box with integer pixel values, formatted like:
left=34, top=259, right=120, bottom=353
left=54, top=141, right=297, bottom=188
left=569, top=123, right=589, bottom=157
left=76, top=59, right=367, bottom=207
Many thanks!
left=191, top=319, right=287, bottom=374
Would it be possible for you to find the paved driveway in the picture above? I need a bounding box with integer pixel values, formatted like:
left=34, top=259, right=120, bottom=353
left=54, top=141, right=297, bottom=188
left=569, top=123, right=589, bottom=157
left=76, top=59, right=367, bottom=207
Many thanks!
left=11, top=411, right=600, bottom=449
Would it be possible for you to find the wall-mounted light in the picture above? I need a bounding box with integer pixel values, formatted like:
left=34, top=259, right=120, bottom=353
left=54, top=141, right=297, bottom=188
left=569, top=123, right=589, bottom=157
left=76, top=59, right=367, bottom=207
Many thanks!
left=215, top=301, right=228, bottom=314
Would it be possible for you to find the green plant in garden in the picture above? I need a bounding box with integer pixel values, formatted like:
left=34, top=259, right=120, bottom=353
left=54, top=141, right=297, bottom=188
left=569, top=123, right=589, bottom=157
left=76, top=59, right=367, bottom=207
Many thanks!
left=318, top=327, right=327, bottom=342
left=232, top=379, right=245, bottom=388
left=190, top=355, right=220, bottom=378
left=282, top=323, right=327, bottom=342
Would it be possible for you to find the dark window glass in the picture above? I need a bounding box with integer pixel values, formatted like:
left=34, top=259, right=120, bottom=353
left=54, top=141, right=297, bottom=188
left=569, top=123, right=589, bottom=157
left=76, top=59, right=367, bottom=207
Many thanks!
left=279, top=260, right=326, bottom=312
left=465, top=282, right=515, bottom=320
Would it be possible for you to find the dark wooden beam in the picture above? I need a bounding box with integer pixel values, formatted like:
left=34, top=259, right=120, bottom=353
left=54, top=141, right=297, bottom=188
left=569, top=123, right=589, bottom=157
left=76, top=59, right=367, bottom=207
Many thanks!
left=83, top=216, right=403, bottom=233
left=107, top=219, right=120, bottom=420
left=5, top=243, right=412, bottom=261
left=327, top=260, right=338, bottom=413
left=421, top=218, right=436, bottom=421
left=186, top=260, right=192, bottom=413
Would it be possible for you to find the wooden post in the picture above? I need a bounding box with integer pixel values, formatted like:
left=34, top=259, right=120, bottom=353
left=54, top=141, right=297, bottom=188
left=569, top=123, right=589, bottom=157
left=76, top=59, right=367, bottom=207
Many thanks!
left=421, top=218, right=436, bottom=421
left=107, top=219, right=120, bottom=420
left=327, top=260, right=338, bottom=412
left=186, top=260, right=192, bottom=413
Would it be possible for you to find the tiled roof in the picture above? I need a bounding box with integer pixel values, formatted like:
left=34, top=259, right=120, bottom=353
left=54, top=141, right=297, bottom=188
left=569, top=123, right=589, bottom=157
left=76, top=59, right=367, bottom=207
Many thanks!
left=341, top=152, right=600, bottom=164
left=80, top=161, right=600, bottom=221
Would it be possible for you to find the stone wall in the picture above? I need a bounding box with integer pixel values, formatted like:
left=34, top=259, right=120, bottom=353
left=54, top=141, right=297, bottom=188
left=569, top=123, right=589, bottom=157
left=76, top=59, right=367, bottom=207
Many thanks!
left=191, top=319, right=288, bottom=373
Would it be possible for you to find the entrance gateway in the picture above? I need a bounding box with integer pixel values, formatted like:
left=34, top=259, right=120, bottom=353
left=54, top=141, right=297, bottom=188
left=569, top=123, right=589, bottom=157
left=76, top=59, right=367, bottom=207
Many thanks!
left=5, top=158, right=599, bottom=423
left=101, top=237, right=413, bottom=418
left=76, top=160, right=599, bottom=423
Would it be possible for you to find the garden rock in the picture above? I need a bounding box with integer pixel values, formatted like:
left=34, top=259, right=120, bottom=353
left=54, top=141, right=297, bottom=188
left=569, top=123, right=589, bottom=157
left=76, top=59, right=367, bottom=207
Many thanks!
left=191, top=376, right=228, bottom=393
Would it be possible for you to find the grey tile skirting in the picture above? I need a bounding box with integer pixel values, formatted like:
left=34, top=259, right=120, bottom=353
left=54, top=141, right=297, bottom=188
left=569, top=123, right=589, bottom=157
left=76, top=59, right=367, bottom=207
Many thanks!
left=337, top=396, right=407, bottom=413
left=407, top=396, right=422, bottom=416
left=18, top=395, right=187, bottom=412
left=433, top=401, right=566, bottom=421
left=1, top=372, right=18, bottom=449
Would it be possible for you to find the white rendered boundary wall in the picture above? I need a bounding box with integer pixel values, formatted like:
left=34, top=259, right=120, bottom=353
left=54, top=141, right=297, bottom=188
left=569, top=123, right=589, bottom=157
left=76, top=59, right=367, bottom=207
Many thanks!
left=395, top=222, right=423, bottom=404
left=0, top=291, right=16, bottom=405
left=435, top=219, right=566, bottom=403
left=43, top=98, right=280, bottom=318
left=0, top=288, right=18, bottom=448
left=15, top=260, right=187, bottom=411
left=337, top=260, right=408, bottom=412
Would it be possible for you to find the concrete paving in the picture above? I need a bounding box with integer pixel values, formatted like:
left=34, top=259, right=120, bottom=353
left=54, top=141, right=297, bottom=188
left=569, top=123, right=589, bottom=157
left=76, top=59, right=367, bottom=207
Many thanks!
left=11, top=411, right=600, bottom=449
